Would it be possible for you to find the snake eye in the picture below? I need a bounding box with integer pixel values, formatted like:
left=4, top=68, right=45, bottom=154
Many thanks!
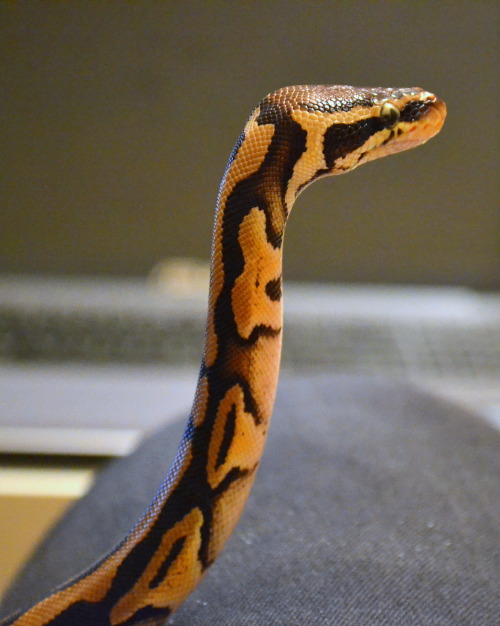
left=380, top=102, right=400, bottom=129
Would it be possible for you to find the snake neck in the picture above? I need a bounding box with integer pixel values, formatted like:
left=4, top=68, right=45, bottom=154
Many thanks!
left=171, top=109, right=299, bottom=580
left=193, top=104, right=302, bottom=431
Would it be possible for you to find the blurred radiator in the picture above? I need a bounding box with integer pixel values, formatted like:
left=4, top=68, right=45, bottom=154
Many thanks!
left=0, top=275, right=498, bottom=455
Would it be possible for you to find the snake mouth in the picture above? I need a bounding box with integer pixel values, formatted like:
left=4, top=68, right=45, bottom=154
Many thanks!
left=366, top=97, right=447, bottom=161
left=406, top=97, right=447, bottom=144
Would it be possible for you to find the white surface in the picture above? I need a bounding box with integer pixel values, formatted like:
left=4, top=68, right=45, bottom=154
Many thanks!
left=0, top=275, right=206, bottom=315
left=1, top=275, right=499, bottom=323
left=0, top=465, right=94, bottom=497
left=0, top=363, right=498, bottom=458
left=0, top=364, right=197, bottom=455
left=0, top=426, right=141, bottom=457
left=285, top=284, right=500, bottom=323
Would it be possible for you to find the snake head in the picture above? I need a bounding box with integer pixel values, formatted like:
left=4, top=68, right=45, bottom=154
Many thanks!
left=254, top=85, right=446, bottom=208
left=335, top=86, right=448, bottom=170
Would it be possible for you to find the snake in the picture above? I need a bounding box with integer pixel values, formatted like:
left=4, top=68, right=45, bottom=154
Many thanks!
left=2, top=84, right=446, bottom=625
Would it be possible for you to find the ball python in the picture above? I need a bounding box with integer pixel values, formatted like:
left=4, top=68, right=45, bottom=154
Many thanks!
left=2, top=84, right=446, bottom=625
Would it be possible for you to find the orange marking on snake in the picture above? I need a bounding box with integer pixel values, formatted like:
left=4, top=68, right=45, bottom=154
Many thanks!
left=232, top=206, right=282, bottom=340
left=205, top=111, right=275, bottom=368
left=110, top=509, right=204, bottom=623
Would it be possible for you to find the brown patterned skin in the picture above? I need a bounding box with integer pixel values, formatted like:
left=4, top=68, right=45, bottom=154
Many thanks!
left=2, top=85, right=446, bottom=625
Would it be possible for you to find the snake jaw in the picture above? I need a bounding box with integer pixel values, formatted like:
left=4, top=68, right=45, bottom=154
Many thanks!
left=416, top=97, right=447, bottom=139
left=356, top=95, right=447, bottom=167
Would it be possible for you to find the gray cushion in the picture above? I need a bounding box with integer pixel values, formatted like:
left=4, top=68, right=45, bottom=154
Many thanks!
left=2, top=375, right=499, bottom=624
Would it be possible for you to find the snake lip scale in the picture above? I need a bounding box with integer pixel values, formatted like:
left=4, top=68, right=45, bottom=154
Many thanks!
left=2, top=85, right=446, bottom=626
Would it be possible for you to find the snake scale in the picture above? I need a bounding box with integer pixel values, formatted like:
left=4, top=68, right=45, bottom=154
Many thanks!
left=2, top=85, right=446, bottom=625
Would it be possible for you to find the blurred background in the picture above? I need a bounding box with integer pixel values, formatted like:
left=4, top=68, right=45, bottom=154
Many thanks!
left=0, top=0, right=498, bottom=600
left=0, top=1, right=498, bottom=286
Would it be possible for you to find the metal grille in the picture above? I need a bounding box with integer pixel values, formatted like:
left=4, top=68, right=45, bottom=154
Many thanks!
left=1, top=289, right=498, bottom=382
left=283, top=319, right=500, bottom=380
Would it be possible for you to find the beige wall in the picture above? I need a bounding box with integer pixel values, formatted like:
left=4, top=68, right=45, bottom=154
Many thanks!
left=1, top=1, right=498, bottom=288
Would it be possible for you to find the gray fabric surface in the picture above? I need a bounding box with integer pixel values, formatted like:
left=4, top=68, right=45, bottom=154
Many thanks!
left=1, top=375, right=499, bottom=624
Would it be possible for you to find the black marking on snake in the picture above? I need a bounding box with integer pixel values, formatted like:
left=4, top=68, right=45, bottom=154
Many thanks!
left=215, top=372, right=262, bottom=426
left=265, top=277, right=282, bottom=301
left=382, top=130, right=395, bottom=146
left=244, top=324, right=281, bottom=345
left=400, top=99, right=433, bottom=122
left=212, top=107, right=306, bottom=366
left=120, top=606, right=172, bottom=625
left=149, top=536, right=187, bottom=589
left=213, top=465, right=252, bottom=499
left=258, top=112, right=308, bottom=216
left=323, top=117, right=385, bottom=169
left=19, top=602, right=112, bottom=625
left=306, top=116, right=390, bottom=185
left=295, top=176, right=320, bottom=197
left=216, top=403, right=237, bottom=469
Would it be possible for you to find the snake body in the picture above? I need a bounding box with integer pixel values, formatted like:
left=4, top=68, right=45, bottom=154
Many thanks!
left=3, top=85, right=446, bottom=625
